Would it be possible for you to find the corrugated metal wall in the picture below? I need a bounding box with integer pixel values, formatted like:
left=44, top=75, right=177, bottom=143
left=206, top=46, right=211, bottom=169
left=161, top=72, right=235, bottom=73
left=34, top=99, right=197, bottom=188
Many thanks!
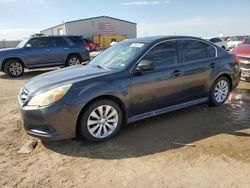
left=41, top=17, right=137, bottom=39
left=66, top=17, right=136, bottom=39
left=93, top=35, right=127, bottom=49
left=41, top=24, right=67, bottom=36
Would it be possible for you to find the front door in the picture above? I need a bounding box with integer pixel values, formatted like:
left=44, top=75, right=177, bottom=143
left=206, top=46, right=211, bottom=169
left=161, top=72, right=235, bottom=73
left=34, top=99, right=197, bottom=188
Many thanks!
left=25, top=37, right=51, bottom=68
left=130, top=40, right=183, bottom=117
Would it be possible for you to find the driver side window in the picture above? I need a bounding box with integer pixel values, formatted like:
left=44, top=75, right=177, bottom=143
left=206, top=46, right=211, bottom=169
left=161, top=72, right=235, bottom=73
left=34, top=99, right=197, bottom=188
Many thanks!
left=28, top=38, right=49, bottom=48
left=142, top=40, right=178, bottom=68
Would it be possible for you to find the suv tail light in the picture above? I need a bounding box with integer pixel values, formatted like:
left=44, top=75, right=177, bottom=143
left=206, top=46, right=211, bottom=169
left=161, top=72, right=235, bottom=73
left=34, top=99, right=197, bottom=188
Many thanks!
left=84, top=45, right=90, bottom=51
left=235, top=56, right=240, bottom=63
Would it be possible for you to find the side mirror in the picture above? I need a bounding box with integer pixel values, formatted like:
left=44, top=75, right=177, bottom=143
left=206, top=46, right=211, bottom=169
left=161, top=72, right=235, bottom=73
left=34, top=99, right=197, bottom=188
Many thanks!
left=136, top=60, right=154, bottom=72
left=26, top=44, right=32, bottom=48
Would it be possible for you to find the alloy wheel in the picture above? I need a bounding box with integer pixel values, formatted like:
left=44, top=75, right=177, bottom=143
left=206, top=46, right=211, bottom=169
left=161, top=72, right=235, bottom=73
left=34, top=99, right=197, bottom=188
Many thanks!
left=214, top=79, right=229, bottom=103
left=69, top=57, right=81, bottom=66
left=9, top=62, right=23, bottom=76
left=87, top=105, right=119, bottom=139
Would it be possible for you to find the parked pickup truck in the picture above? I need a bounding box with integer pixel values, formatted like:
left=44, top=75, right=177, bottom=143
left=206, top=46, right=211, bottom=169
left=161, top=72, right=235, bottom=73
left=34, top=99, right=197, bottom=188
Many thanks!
left=0, top=36, right=90, bottom=77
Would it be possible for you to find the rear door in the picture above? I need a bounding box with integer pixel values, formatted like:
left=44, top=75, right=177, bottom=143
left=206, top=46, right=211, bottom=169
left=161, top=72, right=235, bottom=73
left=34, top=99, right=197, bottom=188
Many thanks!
left=47, top=37, right=69, bottom=65
left=179, top=39, right=217, bottom=101
left=130, top=40, right=183, bottom=116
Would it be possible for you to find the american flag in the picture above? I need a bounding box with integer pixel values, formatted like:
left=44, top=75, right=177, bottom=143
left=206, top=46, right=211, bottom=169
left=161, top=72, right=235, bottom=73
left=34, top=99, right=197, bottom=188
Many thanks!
left=98, top=22, right=115, bottom=34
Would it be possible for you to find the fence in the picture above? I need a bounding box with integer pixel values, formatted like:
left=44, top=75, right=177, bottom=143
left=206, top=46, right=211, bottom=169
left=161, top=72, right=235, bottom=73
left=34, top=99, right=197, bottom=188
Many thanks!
left=0, top=40, right=20, bottom=49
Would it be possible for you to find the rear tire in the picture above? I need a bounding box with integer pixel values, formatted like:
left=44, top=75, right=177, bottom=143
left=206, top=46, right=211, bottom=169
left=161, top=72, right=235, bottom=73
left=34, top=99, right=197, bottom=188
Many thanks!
left=79, top=99, right=123, bottom=142
left=210, top=76, right=230, bottom=106
left=66, top=55, right=81, bottom=66
left=4, top=59, right=24, bottom=77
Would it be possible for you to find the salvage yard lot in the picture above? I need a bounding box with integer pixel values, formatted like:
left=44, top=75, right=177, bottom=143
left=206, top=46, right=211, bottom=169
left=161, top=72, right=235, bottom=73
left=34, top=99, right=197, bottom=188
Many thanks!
left=0, top=65, right=250, bottom=187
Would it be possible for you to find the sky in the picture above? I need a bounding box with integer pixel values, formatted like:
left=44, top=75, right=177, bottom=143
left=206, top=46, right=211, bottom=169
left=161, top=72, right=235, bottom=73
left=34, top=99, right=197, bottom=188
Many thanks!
left=0, top=0, right=250, bottom=40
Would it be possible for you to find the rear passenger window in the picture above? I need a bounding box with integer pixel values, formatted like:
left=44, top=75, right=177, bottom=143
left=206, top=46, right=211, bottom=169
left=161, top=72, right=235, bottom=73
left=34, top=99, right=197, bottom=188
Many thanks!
left=207, top=44, right=216, bottom=58
left=142, top=41, right=178, bottom=68
left=49, top=37, right=67, bottom=47
left=182, top=40, right=215, bottom=62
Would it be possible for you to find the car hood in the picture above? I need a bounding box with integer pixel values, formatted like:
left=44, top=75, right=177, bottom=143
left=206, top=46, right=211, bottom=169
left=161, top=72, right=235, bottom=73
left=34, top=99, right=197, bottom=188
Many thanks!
left=0, top=47, right=22, bottom=55
left=233, top=44, right=250, bottom=56
left=24, top=65, right=111, bottom=95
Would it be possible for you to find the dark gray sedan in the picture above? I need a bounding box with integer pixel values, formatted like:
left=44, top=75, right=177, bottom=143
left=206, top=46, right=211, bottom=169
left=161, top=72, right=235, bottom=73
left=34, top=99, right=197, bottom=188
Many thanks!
left=17, top=36, right=241, bottom=142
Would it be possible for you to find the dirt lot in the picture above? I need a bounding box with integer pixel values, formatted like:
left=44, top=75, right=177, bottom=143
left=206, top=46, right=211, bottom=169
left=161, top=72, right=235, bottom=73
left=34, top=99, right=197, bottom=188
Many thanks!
left=0, top=66, right=250, bottom=187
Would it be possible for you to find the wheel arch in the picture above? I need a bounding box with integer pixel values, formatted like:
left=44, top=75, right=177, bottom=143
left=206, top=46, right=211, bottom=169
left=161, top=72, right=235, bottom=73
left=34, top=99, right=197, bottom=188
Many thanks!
left=2, top=57, right=25, bottom=70
left=75, top=95, right=127, bottom=137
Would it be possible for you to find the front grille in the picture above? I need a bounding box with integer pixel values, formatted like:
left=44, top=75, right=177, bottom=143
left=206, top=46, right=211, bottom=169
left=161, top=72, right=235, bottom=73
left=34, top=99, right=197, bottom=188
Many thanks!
left=238, top=56, right=250, bottom=70
left=19, top=88, right=29, bottom=104
left=240, top=63, right=250, bottom=70
left=238, top=56, right=250, bottom=62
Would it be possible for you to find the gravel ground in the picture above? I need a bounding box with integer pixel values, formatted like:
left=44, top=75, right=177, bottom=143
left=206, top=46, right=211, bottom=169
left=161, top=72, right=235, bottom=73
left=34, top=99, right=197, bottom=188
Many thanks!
left=0, top=60, right=250, bottom=187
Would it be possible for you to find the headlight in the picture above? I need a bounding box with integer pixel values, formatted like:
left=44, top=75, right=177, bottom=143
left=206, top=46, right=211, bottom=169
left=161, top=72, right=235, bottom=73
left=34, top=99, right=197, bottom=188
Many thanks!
left=27, top=84, right=72, bottom=107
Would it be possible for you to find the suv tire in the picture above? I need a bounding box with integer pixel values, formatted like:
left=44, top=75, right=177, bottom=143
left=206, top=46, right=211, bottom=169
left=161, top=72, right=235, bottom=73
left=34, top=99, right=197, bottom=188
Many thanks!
left=4, top=59, right=24, bottom=77
left=66, top=55, right=81, bottom=66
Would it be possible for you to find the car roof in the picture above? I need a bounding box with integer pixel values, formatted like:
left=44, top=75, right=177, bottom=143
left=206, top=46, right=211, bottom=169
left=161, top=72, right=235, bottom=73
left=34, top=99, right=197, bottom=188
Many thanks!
left=124, top=35, right=206, bottom=44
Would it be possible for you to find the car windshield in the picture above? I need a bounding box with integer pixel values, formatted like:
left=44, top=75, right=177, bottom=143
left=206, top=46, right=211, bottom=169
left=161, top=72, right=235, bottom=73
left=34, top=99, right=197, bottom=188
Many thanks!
left=16, top=38, right=29, bottom=48
left=89, top=41, right=147, bottom=70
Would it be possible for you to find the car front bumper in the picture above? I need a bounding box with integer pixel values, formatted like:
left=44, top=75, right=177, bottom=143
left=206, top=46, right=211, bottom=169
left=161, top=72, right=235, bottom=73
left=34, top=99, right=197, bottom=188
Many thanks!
left=18, top=98, right=83, bottom=141
left=240, top=68, right=250, bottom=81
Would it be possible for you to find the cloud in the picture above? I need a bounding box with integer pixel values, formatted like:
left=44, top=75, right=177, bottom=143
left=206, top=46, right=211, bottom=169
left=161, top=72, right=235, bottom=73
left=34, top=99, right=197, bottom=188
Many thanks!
left=122, top=0, right=170, bottom=6
left=0, top=28, right=42, bottom=40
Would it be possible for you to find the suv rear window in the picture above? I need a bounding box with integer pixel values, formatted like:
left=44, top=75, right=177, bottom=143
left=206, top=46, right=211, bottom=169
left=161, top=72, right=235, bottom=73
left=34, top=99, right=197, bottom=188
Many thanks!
left=182, top=40, right=215, bottom=62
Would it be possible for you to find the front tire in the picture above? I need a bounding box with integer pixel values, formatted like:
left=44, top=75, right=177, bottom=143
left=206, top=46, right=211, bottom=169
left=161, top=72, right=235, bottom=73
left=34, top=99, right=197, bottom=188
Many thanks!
left=4, top=59, right=24, bottom=77
left=210, top=76, right=230, bottom=106
left=79, top=100, right=123, bottom=142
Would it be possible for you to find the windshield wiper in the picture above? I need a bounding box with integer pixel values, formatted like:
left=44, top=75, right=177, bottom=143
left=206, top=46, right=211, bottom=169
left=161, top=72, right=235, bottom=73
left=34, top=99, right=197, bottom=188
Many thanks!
left=93, top=65, right=110, bottom=70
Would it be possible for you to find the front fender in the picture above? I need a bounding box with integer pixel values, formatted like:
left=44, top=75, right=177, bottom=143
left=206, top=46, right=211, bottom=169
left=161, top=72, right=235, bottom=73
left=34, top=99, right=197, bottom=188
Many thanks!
left=2, top=55, right=27, bottom=68
left=62, top=79, right=130, bottom=109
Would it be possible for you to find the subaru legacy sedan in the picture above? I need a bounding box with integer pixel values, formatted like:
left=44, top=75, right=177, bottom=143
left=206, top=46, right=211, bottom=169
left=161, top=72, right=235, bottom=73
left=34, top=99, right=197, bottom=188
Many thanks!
left=18, top=36, right=241, bottom=142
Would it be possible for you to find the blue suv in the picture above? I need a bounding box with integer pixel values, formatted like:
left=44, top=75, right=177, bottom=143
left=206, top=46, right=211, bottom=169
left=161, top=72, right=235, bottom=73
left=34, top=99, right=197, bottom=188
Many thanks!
left=0, top=36, right=90, bottom=77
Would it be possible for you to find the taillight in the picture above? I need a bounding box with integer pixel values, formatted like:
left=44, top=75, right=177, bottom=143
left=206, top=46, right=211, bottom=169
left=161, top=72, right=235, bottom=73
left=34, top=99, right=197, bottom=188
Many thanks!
left=235, top=56, right=240, bottom=63
left=84, top=45, right=90, bottom=51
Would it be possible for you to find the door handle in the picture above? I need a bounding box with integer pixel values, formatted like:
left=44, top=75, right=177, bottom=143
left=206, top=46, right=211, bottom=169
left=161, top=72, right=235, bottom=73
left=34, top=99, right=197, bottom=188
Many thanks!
left=44, top=49, right=50, bottom=52
left=172, top=70, right=182, bottom=76
left=210, top=63, right=216, bottom=68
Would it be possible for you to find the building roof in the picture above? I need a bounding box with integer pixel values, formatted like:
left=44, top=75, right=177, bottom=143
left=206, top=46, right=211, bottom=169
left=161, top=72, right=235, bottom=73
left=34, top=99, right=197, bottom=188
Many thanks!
left=41, top=16, right=136, bottom=32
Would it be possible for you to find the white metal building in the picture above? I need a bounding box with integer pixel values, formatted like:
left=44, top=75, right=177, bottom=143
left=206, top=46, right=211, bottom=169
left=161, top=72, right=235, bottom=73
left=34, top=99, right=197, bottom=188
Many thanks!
left=40, top=16, right=137, bottom=39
